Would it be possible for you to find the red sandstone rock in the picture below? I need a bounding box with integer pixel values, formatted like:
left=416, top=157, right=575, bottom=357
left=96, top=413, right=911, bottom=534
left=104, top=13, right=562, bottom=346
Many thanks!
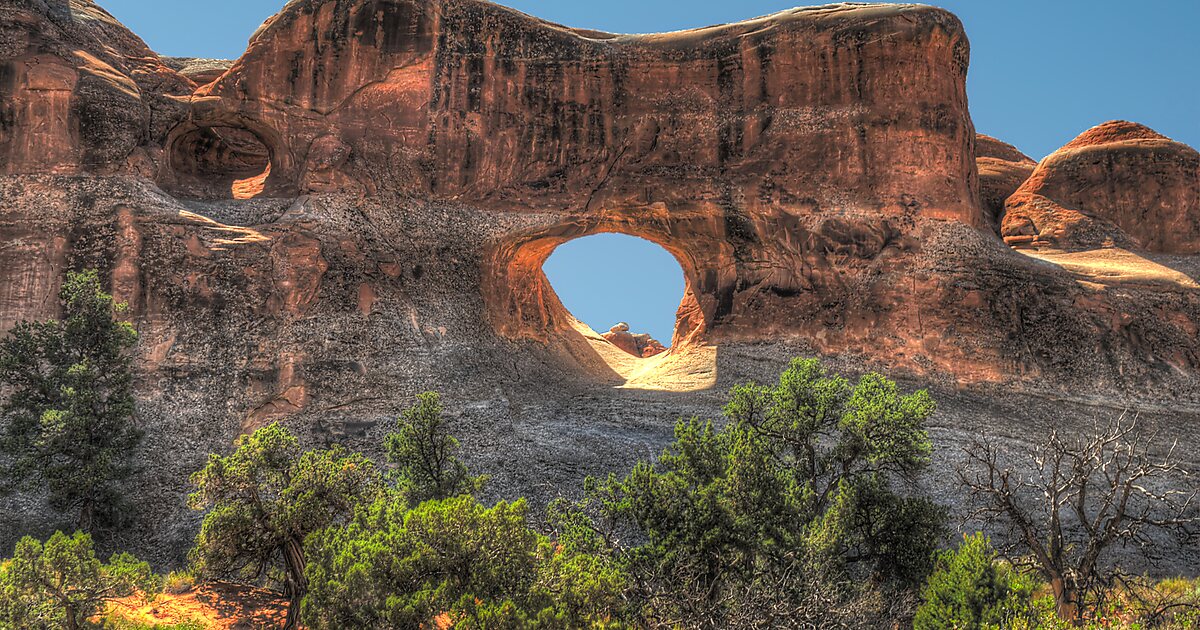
left=4, top=0, right=1200, bottom=567
left=601, top=323, right=668, bottom=358
left=635, top=334, right=668, bottom=358
left=0, top=0, right=193, bottom=175
left=1, top=0, right=1197, bottom=399
left=975, top=134, right=1036, bottom=229
left=161, top=57, right=233, bottom=86
left=1001, top=121, right=1200, bottom=253
left=602, top=323, right=641, bottom=357
left=192, top=0, right=980, bottom=221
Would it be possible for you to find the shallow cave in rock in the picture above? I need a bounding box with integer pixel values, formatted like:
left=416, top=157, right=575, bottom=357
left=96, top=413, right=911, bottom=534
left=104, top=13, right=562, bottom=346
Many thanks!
left=166, top=124, right=273, bottom=199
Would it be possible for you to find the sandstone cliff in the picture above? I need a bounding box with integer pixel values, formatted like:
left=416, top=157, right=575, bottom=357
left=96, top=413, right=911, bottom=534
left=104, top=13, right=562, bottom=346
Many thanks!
left=975, top=133, right=1035, bottom=229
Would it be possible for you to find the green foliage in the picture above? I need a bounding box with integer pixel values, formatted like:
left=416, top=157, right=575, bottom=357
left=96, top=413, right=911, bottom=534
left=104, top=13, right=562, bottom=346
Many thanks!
left=0, top=269, right=141, bottom=531
left=913, top=533, right=1035, bottom=630
left=303, top=493, right=629, bottom=629
left=160, top=570, right=195, bottom=595
left=557, top=357, right=946, bottom=626
left=0, top=530, right=157, bottom=630
left=303, top=494, right=533, bottom=628
left=188, top=422, right=381, bottom=628
left=385, top=392, right=486, bottom=504
left=302, top=388, right=629, bottom=629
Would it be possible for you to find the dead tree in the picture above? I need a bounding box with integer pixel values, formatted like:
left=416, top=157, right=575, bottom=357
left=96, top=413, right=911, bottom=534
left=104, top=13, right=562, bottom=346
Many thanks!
left=958, top=413, right=1198, bottom=624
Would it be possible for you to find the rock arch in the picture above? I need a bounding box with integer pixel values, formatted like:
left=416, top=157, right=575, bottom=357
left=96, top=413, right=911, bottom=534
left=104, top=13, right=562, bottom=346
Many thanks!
left=482, top=206, right=733, bottom=389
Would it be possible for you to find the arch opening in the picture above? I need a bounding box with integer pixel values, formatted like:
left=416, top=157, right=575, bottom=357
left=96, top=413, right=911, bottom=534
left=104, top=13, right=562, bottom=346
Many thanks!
left=164, top=122, right=280, bottom=200
left=483, top=220, right=718, bottom=392
left=543, top=233, right=682, bottom=359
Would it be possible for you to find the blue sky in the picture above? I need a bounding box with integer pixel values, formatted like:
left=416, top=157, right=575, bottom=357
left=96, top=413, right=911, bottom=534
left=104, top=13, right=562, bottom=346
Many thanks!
left=543, top=235, right=684, bottom=343
left=100, top=0, right=1199, bottom=343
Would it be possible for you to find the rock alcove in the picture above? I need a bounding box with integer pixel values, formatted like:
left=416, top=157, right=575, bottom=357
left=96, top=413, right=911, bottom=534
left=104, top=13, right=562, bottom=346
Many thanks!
left=163, top=120, right=289, bottom=200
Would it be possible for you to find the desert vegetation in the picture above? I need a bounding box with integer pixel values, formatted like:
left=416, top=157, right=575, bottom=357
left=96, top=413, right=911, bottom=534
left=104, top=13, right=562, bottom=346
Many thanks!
left=0, top=273, right=1198, bottom=629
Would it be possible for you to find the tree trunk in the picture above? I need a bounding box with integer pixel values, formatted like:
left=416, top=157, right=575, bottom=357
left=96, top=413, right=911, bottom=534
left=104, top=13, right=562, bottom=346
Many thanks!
left=64, top=602, right=79, bottom=630
left=1050, top=574, right=1081, bottom=625
left=282, top=537, right=307, bottom=630
left=78, top=499, right=94, bottom=533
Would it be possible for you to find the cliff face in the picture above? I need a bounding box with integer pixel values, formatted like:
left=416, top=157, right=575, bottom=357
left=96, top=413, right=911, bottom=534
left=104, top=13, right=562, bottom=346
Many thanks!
left=198, top=0, right=980, bottom=217
left=1, top=0, right=1199, bottom=564
left=0, top=0, right=194, bottom=175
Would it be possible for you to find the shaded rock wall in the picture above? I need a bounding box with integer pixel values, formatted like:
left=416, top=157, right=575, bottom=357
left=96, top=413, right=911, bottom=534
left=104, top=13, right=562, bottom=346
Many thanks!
left=975, top=133, right=1035, bottom=229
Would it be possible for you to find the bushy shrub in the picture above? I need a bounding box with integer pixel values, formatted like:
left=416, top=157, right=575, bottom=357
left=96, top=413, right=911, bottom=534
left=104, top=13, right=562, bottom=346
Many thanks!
left=914, top=532, right=1034, bottom=629
left=161, top=570, right=197, bottom=595
left=553, top=358, right=946, bottom=626
left=302, top=493, right=628, bottom=629
left=0, top=530, right=159, bottom=630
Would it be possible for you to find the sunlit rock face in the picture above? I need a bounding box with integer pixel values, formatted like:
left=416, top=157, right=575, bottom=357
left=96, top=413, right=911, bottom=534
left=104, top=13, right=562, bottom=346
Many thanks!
left=601, top=323, right=667, bottom=358
left=198, top=0, right=981, bottom=219
left=1, top=0, right=1200, bottom=566
left=1002, top=121, right=1200, bottom=253
left=0, top=0, right=195, bottom=175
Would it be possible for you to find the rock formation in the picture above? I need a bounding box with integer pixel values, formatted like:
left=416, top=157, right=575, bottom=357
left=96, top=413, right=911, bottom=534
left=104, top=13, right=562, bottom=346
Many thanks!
left=975, top=134, right=1036, bottom=229
left=0, top=0, right=194, bottom=175
left=602, top=322, right=667, bottom=358
left=1001, top=121, right=1200, bottom=252
left=160, top=57, right=233, bottom=86
left=1, top=0, right=1199, bottom=567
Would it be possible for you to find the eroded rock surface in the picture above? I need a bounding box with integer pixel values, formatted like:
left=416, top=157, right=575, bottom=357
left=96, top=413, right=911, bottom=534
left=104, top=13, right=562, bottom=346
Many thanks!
left=602, top=322, right=667, bottom=358
left=1001, top=121, right=1200, bottom=252
left=0, top=0, right=194, bottom=175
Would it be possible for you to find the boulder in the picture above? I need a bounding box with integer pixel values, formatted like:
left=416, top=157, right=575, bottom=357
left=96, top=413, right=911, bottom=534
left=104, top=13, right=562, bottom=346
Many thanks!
left=601, top=324, right=669, bottom=358
left=1001, top=121, right=1200, bottom=252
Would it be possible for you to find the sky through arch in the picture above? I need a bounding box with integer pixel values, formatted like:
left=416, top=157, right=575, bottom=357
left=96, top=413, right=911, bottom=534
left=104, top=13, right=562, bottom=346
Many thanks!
left=542, top=234, right=685, bottom=344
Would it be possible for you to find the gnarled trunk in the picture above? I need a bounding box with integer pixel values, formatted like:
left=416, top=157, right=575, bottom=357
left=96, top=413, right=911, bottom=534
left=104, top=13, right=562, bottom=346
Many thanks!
left=281, top=536, right=307, bottom=630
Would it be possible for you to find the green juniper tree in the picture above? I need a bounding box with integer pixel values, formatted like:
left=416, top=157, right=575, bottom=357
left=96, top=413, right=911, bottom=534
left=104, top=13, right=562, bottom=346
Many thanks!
left=0, top=530, right=158, bottom=630
left=913, top=533, right=1035, bottom=630
left=552, top=357, right=946, bottom=627
left=302, top=393, right=629, bottom=629
left=188, top=422, right=382, bottom=630
left=0, top=269, right=141, bottom=532
left=385, top=391, right=486, bottom=503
